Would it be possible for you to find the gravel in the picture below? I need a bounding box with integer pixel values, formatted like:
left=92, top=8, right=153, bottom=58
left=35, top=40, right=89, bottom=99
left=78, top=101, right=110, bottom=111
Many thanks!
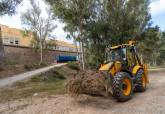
left=3, top=70, right=165, bottom=114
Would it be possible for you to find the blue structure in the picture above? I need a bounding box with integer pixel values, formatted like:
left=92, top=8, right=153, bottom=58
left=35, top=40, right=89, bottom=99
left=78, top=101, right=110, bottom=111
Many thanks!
left=56, top=55, right=77, bottom=62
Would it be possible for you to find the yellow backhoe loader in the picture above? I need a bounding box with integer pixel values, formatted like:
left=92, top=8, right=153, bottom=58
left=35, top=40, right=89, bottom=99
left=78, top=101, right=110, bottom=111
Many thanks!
left=99, top=41, right=149, bottom=102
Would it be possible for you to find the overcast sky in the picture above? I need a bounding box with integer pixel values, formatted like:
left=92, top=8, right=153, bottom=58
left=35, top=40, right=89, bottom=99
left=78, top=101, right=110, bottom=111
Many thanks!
left=0, top=0, right=165, bottom=43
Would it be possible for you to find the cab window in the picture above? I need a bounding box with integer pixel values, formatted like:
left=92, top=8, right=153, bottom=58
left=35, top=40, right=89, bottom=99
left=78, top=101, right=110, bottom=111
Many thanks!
left=127, top=47, right=136, bottom=67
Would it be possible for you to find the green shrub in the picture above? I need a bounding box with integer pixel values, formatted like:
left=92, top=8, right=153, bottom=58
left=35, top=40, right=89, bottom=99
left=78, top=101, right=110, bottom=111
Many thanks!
left=67, top=62, right=80, bottom=71
left=24, top=63, right=48, bottom=71
left=39, top=62, right=47, bottom=67
left=15, top=81, right=26, bottom=88
left=24, top=64, right=32, bottom=70
left=53, top=70, right=66, bottom=80
left=30, top=76, right=41, bottom=82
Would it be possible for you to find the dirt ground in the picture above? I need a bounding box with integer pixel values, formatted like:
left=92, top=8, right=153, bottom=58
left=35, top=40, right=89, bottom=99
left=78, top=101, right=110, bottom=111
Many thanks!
left=0, top=65, right=27, bottom=79
left=0, top=63, right=48, bottom=79
left=3, top=70, right=165, bottom=114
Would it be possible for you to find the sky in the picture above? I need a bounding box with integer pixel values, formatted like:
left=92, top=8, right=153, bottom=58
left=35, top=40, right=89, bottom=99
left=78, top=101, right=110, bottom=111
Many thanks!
left=150, top=0, right=165, bottom=30
left=0, top=0, right=165, bottom=43
left=0, top=0, right=71, bottom=43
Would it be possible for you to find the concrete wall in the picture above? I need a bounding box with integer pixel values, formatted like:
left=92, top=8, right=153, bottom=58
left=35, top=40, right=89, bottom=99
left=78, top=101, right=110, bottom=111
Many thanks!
left=4, top=45, right=78, bottom=65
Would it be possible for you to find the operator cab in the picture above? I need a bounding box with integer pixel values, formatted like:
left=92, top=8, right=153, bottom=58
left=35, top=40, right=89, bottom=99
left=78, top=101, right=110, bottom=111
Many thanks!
left=105, top=43, right=141, bottom=71
left=107, top=47, right=126, bottom=61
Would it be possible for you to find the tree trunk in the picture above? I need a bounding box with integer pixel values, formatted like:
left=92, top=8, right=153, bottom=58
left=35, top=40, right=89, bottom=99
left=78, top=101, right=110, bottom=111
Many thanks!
left=74, top=40, right=81, bottom=68
left=0, top=27, right=5, bottom=65
left=80, top=40, right=85, bottom=70
left=79, top=23, right=85, bottom=70
left=40, top=38, right=43, bottom=63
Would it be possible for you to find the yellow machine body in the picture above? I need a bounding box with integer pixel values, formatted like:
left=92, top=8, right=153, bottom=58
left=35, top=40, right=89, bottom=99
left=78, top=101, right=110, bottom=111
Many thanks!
left=99, top=41, right=148, bottom=102
left=100, top=41, right=148, bottom=82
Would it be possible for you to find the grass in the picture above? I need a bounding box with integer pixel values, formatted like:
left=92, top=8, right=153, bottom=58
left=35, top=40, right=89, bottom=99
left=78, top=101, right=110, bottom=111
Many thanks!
left=24, top=63, right=48, bottom=71
left=0, top=75, right=65, bottom=103
left=67, top=62, right=80, bottom=71
left=0, top=64, right=79, bottom=103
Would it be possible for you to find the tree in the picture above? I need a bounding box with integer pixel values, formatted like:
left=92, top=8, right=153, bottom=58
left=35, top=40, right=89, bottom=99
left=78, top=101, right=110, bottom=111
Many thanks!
left=47, top=0, right=152, bottom=68
left=64, top=25, right=81, bottom=67
left=0, top=0, right=22, bottom=16
left=84, top=0, right=151, bottom=68
left=99, top=0, right=151, bottom=44
left=0, top=0, right=22, bottom=64
left=157, top=31, right=165, bottom=65
left=21, top=30, right=40, bottom=50
left=137, top=26, right=161, bottom=66
left=46, top=0, right=94, bottom=70
left=21, top=0, right=56, bottom=63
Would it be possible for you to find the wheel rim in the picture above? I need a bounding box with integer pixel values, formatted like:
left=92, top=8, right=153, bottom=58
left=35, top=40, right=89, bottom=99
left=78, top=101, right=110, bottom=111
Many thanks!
left=142, top=74, right=146, bottom=88
left=122, top=78, right=131, bottom=96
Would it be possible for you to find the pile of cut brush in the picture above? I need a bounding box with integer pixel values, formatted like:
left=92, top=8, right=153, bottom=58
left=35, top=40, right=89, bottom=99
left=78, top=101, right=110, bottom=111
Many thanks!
left=67, top=70, right=109, bottom=96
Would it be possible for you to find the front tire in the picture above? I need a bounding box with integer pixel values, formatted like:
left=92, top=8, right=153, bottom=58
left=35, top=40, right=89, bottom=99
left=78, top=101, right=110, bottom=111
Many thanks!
left=135, top=69, right=146, bottom=92
left=112, top=72, right=133, bottom=102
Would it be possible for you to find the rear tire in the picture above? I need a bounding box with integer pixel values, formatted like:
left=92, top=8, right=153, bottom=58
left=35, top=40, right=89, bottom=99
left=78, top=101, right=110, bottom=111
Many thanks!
left=135, top=69, right=146, bottom=92
left=112, top=72, right=133, bottom=102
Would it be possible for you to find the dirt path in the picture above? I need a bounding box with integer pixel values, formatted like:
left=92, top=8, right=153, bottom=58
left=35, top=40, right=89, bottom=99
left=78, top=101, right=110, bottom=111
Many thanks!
left=4, top=70, right=165, bottom=114
left=0, top=63, right=66, bottom=87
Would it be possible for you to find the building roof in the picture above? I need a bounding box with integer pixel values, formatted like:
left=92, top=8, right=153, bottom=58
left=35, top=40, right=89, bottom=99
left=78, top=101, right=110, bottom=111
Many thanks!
left=46, top=39, right=79, bottom=49
left=55, top=40, right=79, bottom=49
